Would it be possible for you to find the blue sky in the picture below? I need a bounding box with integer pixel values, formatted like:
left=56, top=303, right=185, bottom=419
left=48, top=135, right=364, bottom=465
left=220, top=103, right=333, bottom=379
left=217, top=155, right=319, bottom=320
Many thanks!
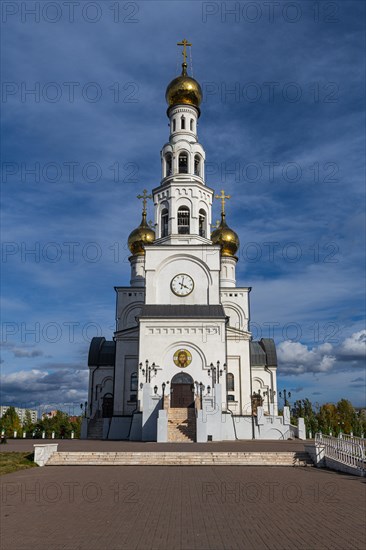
left=1, top=0, right=365, bottom=414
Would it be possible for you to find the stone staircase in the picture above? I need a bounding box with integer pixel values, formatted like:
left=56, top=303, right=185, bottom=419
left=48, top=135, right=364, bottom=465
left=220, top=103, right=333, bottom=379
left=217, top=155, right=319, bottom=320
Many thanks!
left=168, top=408, right=196, bottom=442
left=46, top=451, right=313, bottom=466
left=87, top=417, right=104, bottom=440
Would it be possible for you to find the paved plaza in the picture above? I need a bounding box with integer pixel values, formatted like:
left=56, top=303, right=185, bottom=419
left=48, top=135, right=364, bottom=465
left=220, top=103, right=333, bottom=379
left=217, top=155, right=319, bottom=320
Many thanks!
left=1, top=441, right=365, bottom=550
left=1, top=438, right=308, bottom=453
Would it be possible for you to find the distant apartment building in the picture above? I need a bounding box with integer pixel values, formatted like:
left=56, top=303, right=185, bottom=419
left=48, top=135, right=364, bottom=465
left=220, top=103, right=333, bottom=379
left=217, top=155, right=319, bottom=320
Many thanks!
left=0, top=406, right=38, bottom=424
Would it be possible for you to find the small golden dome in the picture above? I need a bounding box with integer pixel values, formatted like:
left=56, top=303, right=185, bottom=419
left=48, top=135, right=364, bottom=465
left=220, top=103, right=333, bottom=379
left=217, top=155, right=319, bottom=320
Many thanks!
left=166, top=63, right=202, bottom=110
left=128, top=212, right=155, bottom=256
left=211, top=214, right=240, bottom=257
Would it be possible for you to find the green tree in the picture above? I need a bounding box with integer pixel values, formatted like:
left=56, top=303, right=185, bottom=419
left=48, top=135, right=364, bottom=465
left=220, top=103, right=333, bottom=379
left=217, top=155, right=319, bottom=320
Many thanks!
left=23, top=410, right=35, bottom=436
left=292, top=399, right=318, bottom=437
left=316, top=403, right=338, bottom=435
left=0, top=407, right=22, bottom=437
left=70, top=416, right=82, bottom=438
left=32, top=411, right=82, bottom=439
left=358, top=409, right=366, bottom=436
left=336, top=399, right=357, bottom=435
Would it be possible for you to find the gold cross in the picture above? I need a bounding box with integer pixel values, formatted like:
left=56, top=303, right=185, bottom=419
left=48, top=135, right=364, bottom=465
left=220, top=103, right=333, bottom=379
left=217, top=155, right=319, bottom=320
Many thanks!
left=177, top=39, right=192, bottom=65
left=137, top=189, right=152, bottom=213
left=215, top=189, right=231, bottom=215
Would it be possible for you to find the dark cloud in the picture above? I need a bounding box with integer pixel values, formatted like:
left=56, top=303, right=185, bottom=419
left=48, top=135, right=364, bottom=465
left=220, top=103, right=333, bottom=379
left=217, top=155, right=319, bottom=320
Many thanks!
left=13, top=348, right=44, bottom=358
left=0, top=369, right=88, bottom=411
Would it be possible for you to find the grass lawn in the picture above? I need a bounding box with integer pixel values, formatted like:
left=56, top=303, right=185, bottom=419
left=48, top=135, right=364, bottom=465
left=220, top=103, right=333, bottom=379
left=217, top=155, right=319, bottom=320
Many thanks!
left=0, top=452, right=38, bottom=475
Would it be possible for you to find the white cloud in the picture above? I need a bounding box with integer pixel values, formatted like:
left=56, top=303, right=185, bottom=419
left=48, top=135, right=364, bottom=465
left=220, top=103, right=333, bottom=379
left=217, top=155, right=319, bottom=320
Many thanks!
left=277, top=340, right=336, bottom=375
left=2, top=369, right=48, bottom=384
left=341, top=330, right=366, bottom=358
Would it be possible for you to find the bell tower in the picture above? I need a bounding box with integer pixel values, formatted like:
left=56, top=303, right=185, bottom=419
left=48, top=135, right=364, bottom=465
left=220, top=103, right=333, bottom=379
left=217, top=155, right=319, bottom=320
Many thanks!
left=153, top=40, right=212, bottom=244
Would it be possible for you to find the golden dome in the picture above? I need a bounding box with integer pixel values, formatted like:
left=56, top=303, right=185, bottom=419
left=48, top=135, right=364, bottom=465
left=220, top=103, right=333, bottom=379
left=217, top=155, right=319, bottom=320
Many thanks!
left=211, top=214, right=240, bottom=257
left=166, top=63, right=202, bottom=110
left=128, top=212, right=155, bottom=256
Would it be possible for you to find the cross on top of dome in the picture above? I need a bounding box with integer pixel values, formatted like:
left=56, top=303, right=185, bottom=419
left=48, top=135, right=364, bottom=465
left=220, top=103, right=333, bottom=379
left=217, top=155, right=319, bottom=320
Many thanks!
left=215, top=189, right=231, bottom=216
left=137, top=189, right=152, bottom=214
left=177, top=38, right=192, bottom=75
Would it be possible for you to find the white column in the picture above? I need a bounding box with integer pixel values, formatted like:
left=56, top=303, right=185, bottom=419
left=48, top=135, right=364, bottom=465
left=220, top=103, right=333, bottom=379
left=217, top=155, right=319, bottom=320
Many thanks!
left=220, top=256, right=237, bottom=287
left=130, top=255, right=145, bottom=287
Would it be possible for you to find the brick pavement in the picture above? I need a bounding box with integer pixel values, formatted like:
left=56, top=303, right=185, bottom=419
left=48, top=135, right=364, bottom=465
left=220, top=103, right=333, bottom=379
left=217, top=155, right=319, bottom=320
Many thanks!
left=1, top=461, right=365, bottom=550
left=1, top=438, right=308, bottom=453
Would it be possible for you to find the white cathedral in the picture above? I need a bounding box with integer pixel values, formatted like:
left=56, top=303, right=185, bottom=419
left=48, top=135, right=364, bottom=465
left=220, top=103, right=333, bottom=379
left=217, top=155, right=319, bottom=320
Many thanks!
left=83, top=42, right=305, bottom=442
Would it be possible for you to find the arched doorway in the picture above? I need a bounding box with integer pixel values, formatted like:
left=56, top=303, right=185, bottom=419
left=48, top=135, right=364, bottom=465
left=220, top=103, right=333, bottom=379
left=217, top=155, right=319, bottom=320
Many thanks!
left=171, top=372, right=194, bottom=408
left=102, top=393, right=114, bottom=417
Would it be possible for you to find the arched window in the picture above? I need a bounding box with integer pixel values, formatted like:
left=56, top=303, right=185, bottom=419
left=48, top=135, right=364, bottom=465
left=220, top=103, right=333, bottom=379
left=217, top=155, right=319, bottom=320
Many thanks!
left=190, top=119, right=194, bottom=131
left=194, top=155, right=201, bottom=176
left=165, top=153, right=172, bottom=177
left=181, top=116, right=185, bottom=130
left=199, top=209, right=206, bottom=237
left=130, top=373, right=138, bottom=391
left=161, top=208, right=169, bottom=238
left=172, top=119, right=176, bottom=132
left=178, top=152, right=188, bottom=174
left=227, top=373, right=235, bottom=391
left=177, top=206, right=190, bottom=234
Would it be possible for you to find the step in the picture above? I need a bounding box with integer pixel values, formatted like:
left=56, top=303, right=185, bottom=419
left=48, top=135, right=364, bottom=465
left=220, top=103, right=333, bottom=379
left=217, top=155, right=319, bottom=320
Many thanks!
left=46, top=451, right=313, bottom=466
left=87, top=418, right=104, bottom=439
left=167, top=409, right=196, bottom=442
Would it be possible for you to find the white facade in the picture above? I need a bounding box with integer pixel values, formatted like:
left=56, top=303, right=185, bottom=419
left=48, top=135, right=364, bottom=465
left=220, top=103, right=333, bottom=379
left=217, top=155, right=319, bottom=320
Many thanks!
left=84, top=57, right=296, bottom=442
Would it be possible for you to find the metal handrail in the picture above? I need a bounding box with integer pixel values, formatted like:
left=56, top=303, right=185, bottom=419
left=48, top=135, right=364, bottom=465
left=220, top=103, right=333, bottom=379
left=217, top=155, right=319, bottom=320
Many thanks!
left=315, top=433, right=365, bottom=471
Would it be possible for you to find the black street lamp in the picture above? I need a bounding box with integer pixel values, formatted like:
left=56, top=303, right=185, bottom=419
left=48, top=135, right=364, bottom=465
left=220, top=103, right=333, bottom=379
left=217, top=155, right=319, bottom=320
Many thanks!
left=279, top=389, right=291, bottom=407
left=199, top=382, right=204, bottom=408
left=216, top=361, right=227, bottom=383
left=263, top=389, right=276, bottom=411
left=139, top=360, right=157, bottom=383
left=161, top=382, right=166, bottom=410
left=208, top=361, right=227, bottom=384
left=208, top=362, right=216, bottom=385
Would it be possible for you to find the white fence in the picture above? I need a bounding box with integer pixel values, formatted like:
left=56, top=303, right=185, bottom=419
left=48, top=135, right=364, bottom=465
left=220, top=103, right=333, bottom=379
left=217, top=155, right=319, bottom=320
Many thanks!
left=315, top=433, right=365, bottom=473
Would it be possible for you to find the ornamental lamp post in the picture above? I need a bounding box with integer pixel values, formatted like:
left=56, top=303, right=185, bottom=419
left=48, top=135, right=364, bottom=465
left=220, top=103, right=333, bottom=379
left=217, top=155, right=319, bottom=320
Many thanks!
left=279, top=389, right=291, bottom=407
left=162, top=382, right=166, bottom=410
left=208, top=362, right=216, bottom=385
left=263, top=389, right=276, bottom=412
left=140, top=360, right=157, bottom=383
left=216, top=361, right=224, bottom=383
left=199, top=382, right=204, bottom=408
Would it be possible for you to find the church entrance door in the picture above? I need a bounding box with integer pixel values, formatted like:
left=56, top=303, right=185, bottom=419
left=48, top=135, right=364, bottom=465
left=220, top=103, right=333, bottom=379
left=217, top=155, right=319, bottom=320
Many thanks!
left=102, top=394, right=113, bottom=417
left=170, top=372, right=194, bottom=408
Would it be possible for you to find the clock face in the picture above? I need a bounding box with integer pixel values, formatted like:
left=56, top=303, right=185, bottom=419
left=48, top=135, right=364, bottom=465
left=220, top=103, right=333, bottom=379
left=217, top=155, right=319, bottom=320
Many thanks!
left=171, top=274, right=194, bottom=296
